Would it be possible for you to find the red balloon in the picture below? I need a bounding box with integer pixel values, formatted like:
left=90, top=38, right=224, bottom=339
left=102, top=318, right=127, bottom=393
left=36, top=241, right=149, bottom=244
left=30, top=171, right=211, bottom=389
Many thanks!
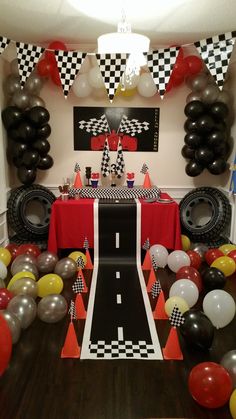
left=45, top=41, right=67, bottom=66
left=37, top=59, right=53, bottom=77
left=188, top=362, right=232, bottom=408
left=176, top=266, right=203, bottom=292
left=173, top=59, right=189, bottom=78
left=184, top=55, right=203, bottom=75
left=0, top=314, right=12, bottom=376
left=205, top=248, right=224, bottom=266
left=186, top=250, right=202, bottom=270
left=169, top=70, right=185, bottom=87
left=165, top=78, right=173, bottom=93
left=5, top=243, right=18, bottom=262
left=16, top=244, right=41, bottom=258
left=0, top=288, right=14, bottom=310
left=228, top=250, right=236, bottom=264
left=51, top=66, right=62, bottom=86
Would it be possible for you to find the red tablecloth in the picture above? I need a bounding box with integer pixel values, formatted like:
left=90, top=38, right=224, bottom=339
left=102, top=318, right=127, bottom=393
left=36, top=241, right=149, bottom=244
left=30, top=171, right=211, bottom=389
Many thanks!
left=48, top=194, right=182, bottom=253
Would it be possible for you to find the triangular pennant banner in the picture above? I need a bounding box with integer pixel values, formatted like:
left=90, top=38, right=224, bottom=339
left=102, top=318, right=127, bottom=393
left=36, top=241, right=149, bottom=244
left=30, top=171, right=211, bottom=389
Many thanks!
left=146, top=47, right=180, bottom=98
left=101, top=137, right=110, bottom=177
left=194, top=32, right=236, bottom=89
left=115, top=138, right=125, bottom=178
left=16, top=42, right=45, bottom=87
left=0, top=36, right=10, bottom=56
left=96, top=53, right=128, bottom=102
left=55, top=50, right=87, bottom=98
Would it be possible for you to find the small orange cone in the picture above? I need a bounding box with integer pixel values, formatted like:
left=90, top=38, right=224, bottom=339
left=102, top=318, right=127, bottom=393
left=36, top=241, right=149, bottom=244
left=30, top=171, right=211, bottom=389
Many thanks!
left=75, top=293, right=87, bottom=319
left=143, top=172, right=151, bottom=188
left=147, top=267, right=156, bottom=292
left=142, top=249, right=152, bottom=270
left=61, top=321, right=80, bottom=358
left=162, top=326, right=183, bottom=360
left=74, top=171, right=83, bottom=188
left=153, top=290, right=168, bottom=320
left=85, top=249, right=93, bottom=269
left=78, top=269, right=88, bottom=293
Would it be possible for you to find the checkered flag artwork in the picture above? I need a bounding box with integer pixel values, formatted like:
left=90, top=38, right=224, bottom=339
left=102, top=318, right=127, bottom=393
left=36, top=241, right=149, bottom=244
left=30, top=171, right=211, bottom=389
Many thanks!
left=79, top=114, right=110, bottom=136
left=76, top=256, right=85, bottom=269
left=140, top=163, right=149, bottom=174
left=118, top=115, right=150, bottom=137
left=151, top=254, right=158, bottom=271
left=194, top=32, right=236, bottom=89
left=74, top=162, right=81, bottom=173
left=68, top=300, right=77, bottom=320
left=0, top=36, right=10, bottom=56
left=83, top=237, right=89, bottom=250
left=151, top=279, right=162, bottom=299
left=101, top=137, right=110, bottom=177
left=55, top=50, right=86, bottom=98
left=170, top=305, right=185, bottom=328
left=115, top=138, right=125, bottom=178
left=16, top=42, right=45, bottom=87
left=72, top=276, right=84, bottom=294
left=146, top=47, right=180, bottom=98
left=96, top=53, right=128, bottom=102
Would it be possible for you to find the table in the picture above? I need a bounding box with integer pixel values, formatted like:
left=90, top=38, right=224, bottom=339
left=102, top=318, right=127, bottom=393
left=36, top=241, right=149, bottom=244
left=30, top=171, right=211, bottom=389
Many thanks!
left=47, top=193, right=182, bottom=254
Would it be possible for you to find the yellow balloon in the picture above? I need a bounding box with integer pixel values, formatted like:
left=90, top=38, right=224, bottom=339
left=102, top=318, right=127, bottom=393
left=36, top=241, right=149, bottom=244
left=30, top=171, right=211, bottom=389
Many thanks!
left=230, top=389, right=236, bottom=419
left=211, top=256, right=236, bottom=277
left=68, top=251, right=87, bottom=268
left=120, top=87, right=137, bottom=97
left=165, top=296, right=189, bottom=317
left=0, top=247, right=11, bottom=267
left=37, top=273, right=63, bottom=298
left=219, top=243, right=236, bottom=255
left=7, top=271, right=36, bottom=290
left=181, top=235, right=191, bottom=252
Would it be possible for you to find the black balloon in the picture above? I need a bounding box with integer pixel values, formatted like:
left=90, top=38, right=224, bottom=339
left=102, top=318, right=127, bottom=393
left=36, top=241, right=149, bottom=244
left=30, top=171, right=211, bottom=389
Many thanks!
left=17, top=166, right=37, bottom=185
left=210, top=102, right=229, bottom=120
left=37, top=154, right=54, bottom=170
left=196, top=115, right=215, bottom=133
left=214, top=120, right=227, bottom=132
left=12, top=142, right=28, bottom=158
left=202, top=267, right=226, bottom=290
left=1, top=106, right=23, bottom=130
left=195, top=147, right=214, bottom=166
left=33, top=138, right=50, bottom=156
left=36, top=124, right=51, bottom=139
left=16, top=122, right=36, bottom=142
left=213, top=142, right=229, bottom=158
left=181, top=145, right=195, bottom=159
left=207, top=130, right=226, bottom=147
left=21, top=150, right=40, bottom=168
left=180, top=309, right=214, bottom=350
left=184, top=132, right=204, bottom=148
left=184, top=101, right=206, bottom=120
left=185, top=160, right=204, bottom=177
left=26, top=106, right=50, bottom=127
left=184, top=118, right=199, bottom=132
left=208, top=158, right=227, bottom=175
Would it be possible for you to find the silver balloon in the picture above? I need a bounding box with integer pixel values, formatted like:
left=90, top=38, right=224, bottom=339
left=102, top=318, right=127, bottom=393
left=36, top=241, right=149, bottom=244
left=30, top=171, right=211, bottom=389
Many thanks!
left=9, top=277, right=38, bottom=299
left=37, top=294, right=68, bottom=323
left=10, top=58, right=19, bottom=76
left=186, top=92, right=202, bottom=104
left=12, top=90, right=30, bottom=109
left=217, top=90, right=231, bottom=106
left=190, top=243, right=209, bottom=260
left=54, top=257, right=77, bottom=280
left=11, top=254, right=37, bottom=275
left=221, top=350, right=236, bottom=388
left=3, top=74, right=21, bottom=97
left=189, top=73, right=209, bottom=92
left=37, top=251, right=58, bottom=274
left=7, top=295, right=37, bottom=329
left=29, top=95, right=46, bottom=108
left=24, top=74, right=44, bottom=95
left=201, top=84, right=220, bottom=104
left=0, top=309, right=21, bottom=343
left=0, top=278, right=5, bottom=288
left=11, top=261, right=39, bottom=279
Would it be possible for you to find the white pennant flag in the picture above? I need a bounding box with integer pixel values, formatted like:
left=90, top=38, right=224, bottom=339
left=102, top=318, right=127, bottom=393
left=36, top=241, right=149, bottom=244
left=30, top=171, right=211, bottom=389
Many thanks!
left=55, top=50, right=87, bottom=98
left=16, top=42, right=45, bottom=87
left=96, top=53, right=128, bottom=102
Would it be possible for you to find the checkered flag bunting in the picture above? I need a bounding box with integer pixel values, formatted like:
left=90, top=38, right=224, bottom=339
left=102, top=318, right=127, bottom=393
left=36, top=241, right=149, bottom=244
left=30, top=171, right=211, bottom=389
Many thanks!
left=118, top=115, right=149, bottom=137
left=79, top=114, right=110, bottom=136
left=83, top=237, right=89, bottom=250
left=115, top=138, right=125, bottom=178
left=151, top=254, right=158, bottom=271
left=140, top=163, right=149, bottom=174
left=55, top=50, right=86, bottom=98
left=74, top=162, right=81, bottom=173
left=96, top=53, right=128, bottom=102
left=76, top=256, right=85, bottom=269
left=72, top=276, right=84, bottom=294
left=0, top=36, right=10, bottom=56
left=16, top=42, right=45, bottom=87
left=151, top=279, right=162, bottom=299
left=68, top=300, right=77, bottom=320
left=170, top=305, right=185, bottom=327
left=194, top=32, right=236, bottom=89
left=142, top=238, right=150, bottom=250
left=101, top=137, right=110, bottom=177
left=146, top=47, right=180, bottom=98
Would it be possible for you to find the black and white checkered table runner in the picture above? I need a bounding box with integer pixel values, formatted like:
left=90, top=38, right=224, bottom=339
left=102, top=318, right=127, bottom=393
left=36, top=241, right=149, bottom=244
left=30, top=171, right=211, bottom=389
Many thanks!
left=69, top=186, right=161, bottom=199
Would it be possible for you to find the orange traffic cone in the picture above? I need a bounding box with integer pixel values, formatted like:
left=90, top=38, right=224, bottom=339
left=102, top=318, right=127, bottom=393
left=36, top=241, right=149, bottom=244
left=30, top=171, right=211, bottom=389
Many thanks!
left=147, top=267, right=156, bottom=292
left=162, top=326, right=183, bottom=360
left=142, top=249, right=152, bottom=270
left=75, top=293, right=87, bottom=319
left=61, top=321, right=80, bottom=358
left=153, top=290, right=168, bottom=320
left=85, top=249, right=93, bottom=269
left=143, top=172, right=151, bottom=188
left=74, top=171, right=83, bottom=188
left=78, top=269, right=88, bottom=293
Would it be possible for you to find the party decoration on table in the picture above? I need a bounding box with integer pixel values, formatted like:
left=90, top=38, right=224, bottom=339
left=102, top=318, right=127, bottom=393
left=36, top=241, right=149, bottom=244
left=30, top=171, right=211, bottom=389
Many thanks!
left=85, top=166, right=92, bottom=186
left=0, top=314, right=12, bottom=376
left=61, top=300, right=80, bottom=358
left=115, top=138, right=125, bottom=178
left=91, top=172, right=99, bottom=188
left=73, top=162, right=83, bottom=188
left=180, top=309, right=214, bottom=350
left=55, top=50, right=87, bottom=98
left=101, top=137, right=110, bottom=177
left=162, top=305, right=184, bottom=360
left=140, top=163, right=151, bottom=188
left=126, top=172, right=135, bottom=188
left=95, top=53, right=128, bottom=102
left=16, top=42, right=45, bottom=87
left=230, top=153, right=236, bottom=194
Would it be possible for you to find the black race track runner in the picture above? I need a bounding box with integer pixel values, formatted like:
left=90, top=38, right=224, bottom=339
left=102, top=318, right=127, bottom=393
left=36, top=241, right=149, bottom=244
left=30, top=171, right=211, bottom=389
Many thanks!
left=80, top=199, right=163, bottom=360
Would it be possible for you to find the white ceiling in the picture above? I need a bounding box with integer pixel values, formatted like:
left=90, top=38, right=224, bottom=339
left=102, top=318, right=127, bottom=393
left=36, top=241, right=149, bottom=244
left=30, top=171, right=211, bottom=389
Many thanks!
left=0, top=0, right=236, bottom=50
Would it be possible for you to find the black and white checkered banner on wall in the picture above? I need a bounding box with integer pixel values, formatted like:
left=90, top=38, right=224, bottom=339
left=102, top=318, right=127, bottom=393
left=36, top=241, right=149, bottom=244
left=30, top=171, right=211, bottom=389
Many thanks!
left=118, top=115, right=150, bottom=136
left=79, top=113, right=110, bottom=136
left=115, top=138, right=125, bottom=178
left=101, top=137, right=110, bottom=177
left=0, top=36, right=10, bottom=56
left=95, top=53, right=128, bottom=102
left=146, top=46, right=180, bottom=98
left=16, top=42, right=45, bottom=88
left=194, top=32, right=236, bottom=89
left=55, top=50, right=87, bottom=98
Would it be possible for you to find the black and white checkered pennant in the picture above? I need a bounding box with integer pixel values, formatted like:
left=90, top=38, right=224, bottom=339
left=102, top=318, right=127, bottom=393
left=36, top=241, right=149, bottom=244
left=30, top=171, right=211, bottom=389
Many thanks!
left=79, top=114, right=110, bottom=136
left=140, top=163, right=149, bottom=174
left=119, top=115, right=149, bottom=137
left=101, top=137, right=110, bottom=177
left=151, top=254, right=158, bottom=271
left=195, top=32, right=236, bottom=89
left=170, top=304, right=185, bottom=327
left=96, top=53, right=128, bottom=102
left=74, top=162, right=81, bottom=173
left=115, top=138, right=125, bottom=178
left=76, top=256, right=85, bottom=269
left=16, top=42, right=45, bottom=87
left=142, top=238, right=150, bottom=250
left=146, top=47, right=180, bottom=98
left=55, top=50, right=86, bottom=98
left=151, top=279, right=162, bottom=299
left=68, top=300, right=77, bottom=320
left=0, top=36, right=10, bottom=56
left=72, top=276, right=84, bottom=294
left=83, top=237, right=89, bottom=250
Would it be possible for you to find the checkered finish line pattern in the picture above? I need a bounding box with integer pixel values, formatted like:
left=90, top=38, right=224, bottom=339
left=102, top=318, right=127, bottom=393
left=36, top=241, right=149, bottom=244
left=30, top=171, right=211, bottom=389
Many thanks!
left=69, top=186, right=161, bottom=199
left=96, top=53, right=128, bottom=102
left=55, top=50, right=86, bottom=98
left=89, top=340, right=156, bottom=359
left=79, top=114, right=110, bottom=136
left=16, top=42, right=45, bottom=87
left=119, top=115, right=150, bottom=136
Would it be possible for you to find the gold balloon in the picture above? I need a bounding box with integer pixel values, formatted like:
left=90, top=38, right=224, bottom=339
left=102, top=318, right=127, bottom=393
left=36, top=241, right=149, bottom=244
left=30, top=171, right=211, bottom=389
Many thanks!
left=37, top=273, right=63, bottom=298
left=120, top=87, right=137, bottom=97
left=7, top=271, right=36, bottom=290
left=165, top=296, right=189, bottom=317
left=211, top=256, right=236, bottom=277
left=230, top=389, right=236, bottom=419
left=0, top=247, right=11, bottom=267
left=219, top=244, right=236, bottom=255
left=68, top=251, right=87, bottom=268
left=181, top=235, right=191, bottom=252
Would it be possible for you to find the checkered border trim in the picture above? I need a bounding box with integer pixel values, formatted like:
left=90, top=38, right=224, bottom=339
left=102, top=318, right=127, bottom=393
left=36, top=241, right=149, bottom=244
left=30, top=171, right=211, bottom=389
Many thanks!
left=69, top=186, right=161, bottom=199
left=89, top=340, right=155, bottom=358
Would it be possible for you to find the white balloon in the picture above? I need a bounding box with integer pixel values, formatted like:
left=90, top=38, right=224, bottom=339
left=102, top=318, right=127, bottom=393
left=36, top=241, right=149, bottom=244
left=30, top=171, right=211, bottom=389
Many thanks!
left=167, top=250, right=190, bottom=273
left=137, top=73, right=157, bottom=97
left=122, top=72, right=140, bottom=90
left=88, top=66, right=104, bottom=89
left=169, top=279, right=199, bottom=307
left=0, top=260, right=7, bottom=280
left=79, top=56, right=91, bottom=74
left=150, top=244, right=168, bottom=268
left=72, top=73, right=92, bottom=98
left=203, top=289, right=236, bottom=329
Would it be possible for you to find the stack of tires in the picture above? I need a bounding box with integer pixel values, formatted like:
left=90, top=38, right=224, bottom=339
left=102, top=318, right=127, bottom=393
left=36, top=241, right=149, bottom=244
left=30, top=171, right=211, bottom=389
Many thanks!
left=7, top=184, right=56, bottom=249
left=179, top=187, right=231, bottom=247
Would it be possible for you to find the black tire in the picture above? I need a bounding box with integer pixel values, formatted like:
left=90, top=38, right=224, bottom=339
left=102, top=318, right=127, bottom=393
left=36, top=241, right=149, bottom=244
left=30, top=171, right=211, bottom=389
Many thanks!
left=199, top=235, right=232, bottom=248
left=10, top=234, right=48, bottom=250
left=179, top=187, right=231, bottom=242
left=7, top=184, right=56, bottom=238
